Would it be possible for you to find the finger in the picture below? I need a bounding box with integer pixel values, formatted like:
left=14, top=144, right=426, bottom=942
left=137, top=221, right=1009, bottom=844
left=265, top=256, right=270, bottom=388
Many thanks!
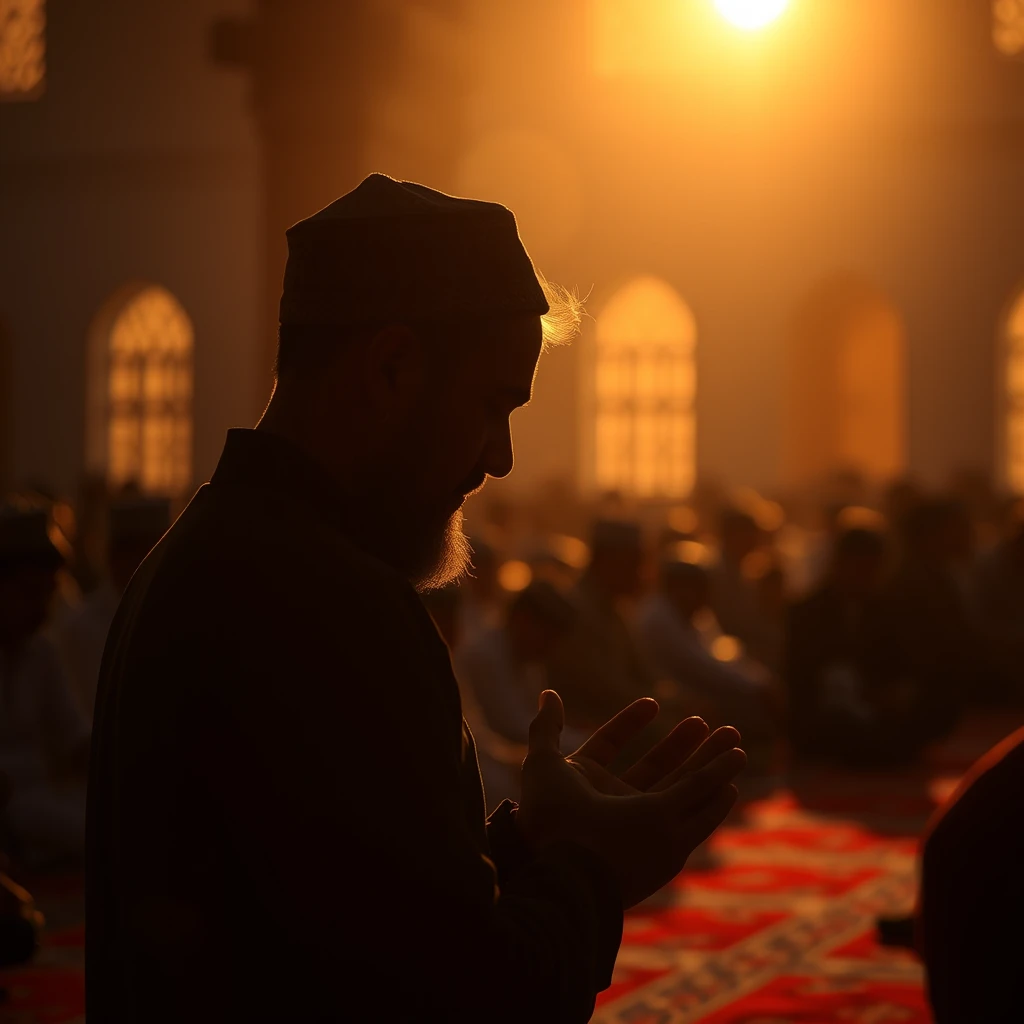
left=528, top=690, right=565, bottom=755
left=653, top=726, right=742, bottom=792
left=570, top=698, right=660, bottom=767
left=620, top=716, right=709, bottom=791
left=659, top=746, right=747, bottom=811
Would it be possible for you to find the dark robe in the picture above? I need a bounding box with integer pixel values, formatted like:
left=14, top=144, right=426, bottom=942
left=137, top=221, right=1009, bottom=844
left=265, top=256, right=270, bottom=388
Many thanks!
left=86, top=429, right=622, bottom=1023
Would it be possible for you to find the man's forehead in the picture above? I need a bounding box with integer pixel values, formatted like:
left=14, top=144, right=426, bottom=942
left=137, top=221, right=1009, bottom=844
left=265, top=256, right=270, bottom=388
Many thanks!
left=467, top=315, right=543, bottom=381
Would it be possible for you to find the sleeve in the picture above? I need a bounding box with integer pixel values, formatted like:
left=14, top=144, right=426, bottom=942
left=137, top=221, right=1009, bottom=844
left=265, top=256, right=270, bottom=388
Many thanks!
left=211, top=565, right=624, bottom=1024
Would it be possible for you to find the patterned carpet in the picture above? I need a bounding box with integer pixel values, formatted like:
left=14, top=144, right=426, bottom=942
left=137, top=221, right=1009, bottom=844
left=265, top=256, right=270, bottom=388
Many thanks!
left=593, top=714, right=1024, bottom=1024
left=1, top=715, right=1019, bottom=1023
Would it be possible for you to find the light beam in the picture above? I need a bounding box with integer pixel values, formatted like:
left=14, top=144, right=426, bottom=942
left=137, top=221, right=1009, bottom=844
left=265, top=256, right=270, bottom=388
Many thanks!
left=713, top=0, right=789, bottom=31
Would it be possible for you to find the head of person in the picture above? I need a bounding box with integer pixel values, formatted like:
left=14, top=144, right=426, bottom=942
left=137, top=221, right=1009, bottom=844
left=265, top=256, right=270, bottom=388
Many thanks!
left=505, top=580, right=576, bottom=663
left=658, top=558, right=711, bottom=622
left=585, top=520, right=644, bottom=599
left=828, top=526, right=888, bottom=599
left=107, top=496, right=171, bottom=592
left=900, top=498, right=973, bottom=566
left=266, top=174, right=579, bottom=593
left=0, top=507, right=64, bottom=652
left=718, top=508, right=760, bottom=564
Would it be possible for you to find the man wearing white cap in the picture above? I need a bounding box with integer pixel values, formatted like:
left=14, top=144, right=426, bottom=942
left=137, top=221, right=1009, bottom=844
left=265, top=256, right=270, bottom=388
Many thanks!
left=86, top=175, right=745, bottom=1022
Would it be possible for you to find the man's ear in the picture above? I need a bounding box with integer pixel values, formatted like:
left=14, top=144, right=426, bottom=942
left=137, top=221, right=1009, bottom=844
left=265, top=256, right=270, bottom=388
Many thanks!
left=362, top=323, right=426, bottom=416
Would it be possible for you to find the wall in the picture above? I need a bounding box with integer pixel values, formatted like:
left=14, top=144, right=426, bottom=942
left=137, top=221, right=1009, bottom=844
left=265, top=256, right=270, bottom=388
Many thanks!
left=0, top=0, right=260, bottom=498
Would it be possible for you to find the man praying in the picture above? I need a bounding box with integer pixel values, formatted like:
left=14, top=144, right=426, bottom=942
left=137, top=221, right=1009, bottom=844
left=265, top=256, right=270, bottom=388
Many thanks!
left=86, top=174, right=745, bottom=1023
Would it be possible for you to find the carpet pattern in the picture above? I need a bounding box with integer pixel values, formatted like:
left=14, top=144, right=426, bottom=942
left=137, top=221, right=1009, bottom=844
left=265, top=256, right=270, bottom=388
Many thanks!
left=593, top=791, right=928, bottom=1023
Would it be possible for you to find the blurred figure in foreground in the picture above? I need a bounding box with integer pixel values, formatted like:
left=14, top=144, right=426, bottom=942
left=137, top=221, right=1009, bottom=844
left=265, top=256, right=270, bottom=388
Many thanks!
left=546, top=519, right=655, bottom=730
left=0, top=508, right=89, bottom=866
left=918, top=726, right=1024, bottom=1022
left=55, top=496, right=170, bottom=719
left=86, top=175, right=745, bottom=1023
left=636, top=557, right=773, bottom=745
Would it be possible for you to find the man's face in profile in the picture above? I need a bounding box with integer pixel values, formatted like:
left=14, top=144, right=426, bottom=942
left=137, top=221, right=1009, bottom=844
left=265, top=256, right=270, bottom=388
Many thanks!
left=366, top=315, right=544, bottom=591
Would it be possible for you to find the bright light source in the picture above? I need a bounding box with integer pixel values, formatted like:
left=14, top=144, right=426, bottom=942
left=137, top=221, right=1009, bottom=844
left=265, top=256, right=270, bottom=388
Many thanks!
left=714, top=0, right=789, bottom=31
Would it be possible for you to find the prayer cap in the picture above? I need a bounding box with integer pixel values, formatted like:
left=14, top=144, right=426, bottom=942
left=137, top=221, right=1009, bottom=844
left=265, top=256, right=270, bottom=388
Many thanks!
left=0, top=506, right=63, bottom=570
left=108, top=496, right=171, bottom=546
left=280, top=173, right=550, bottom=328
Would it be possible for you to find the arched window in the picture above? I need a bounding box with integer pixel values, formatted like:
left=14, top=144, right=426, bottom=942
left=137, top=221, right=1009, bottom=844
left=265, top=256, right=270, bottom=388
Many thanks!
left=1003, top=291, right=1024, bottom=493
left=592, top=276, right=697, bottom=498
left=87, top=285, right=194, bottom=495
left=0, top=0, right=45, bottom=100
left=784, top=275, right=906, bottom=488
left=994, top=0, right=1024, bottom=57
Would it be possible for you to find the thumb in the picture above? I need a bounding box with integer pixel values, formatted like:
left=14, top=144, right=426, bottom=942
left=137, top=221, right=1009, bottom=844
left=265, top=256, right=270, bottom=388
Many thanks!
left=528, top=690, right=565, bottom=755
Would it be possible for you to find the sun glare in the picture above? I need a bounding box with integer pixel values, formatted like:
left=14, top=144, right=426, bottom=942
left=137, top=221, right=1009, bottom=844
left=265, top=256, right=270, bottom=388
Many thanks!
left=713, top=0, right=789, bottom=31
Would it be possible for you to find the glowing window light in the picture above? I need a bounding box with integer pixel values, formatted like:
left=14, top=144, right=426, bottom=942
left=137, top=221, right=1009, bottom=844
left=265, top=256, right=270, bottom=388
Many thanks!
left=714, top=0, right=789, bottom=31
left=105, top=286, right=193, bottom=495
left=994, top=0, right=1024, bottom=56
left=594, top=276, right=697, bottom=500
left=0, top=0, right=44, bottom=99
left=498, top=560, right=533, bottom=593
left=1005, top=293, right=1024, bottom=493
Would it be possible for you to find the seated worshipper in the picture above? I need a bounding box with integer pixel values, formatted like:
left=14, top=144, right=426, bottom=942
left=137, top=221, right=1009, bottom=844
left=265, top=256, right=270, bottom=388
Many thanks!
left=918, top=726, right=1024, bottom=1022
left=54, top=496, right=170, bottom=719
left=544, top=519, right=657, bottom=731
left=708, top=507, right=779, bottom=669
left=882, top=498, right=986, bottom=721
left=86, top=175, right=747, bottom=1024
left=455, top=579, right=577, bottom=747
left=973, top=506, right=1024, bottom=703
left=785, top=526, right=935, bottom=768
left=637, top=557, right=773, bottom=744
left=454, top=580, right=578, bottom=805
left=0, top=507, right=89, bottom=865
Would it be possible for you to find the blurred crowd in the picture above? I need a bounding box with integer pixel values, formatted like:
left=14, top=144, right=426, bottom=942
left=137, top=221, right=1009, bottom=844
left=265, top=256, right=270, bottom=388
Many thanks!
left=0, top=482, right=171, bottom=871
left=429, top=471, right=1024, bottom=804
left=2, top=467, right=1024, bottom=867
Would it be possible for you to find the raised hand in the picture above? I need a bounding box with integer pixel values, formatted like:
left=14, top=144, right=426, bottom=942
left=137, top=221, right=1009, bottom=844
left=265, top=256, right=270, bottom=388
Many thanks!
left=517, top=691, right=746, bottom=908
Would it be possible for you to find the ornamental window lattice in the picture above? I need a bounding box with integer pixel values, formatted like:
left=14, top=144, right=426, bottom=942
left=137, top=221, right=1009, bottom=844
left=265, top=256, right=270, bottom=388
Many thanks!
left=1005, top=294, right=1024, bottom=494
left=0, top=0, right=44, bottom=100
left=994, top=0, right=1024, bottom=56
left=97, top=286, right=194, bottom=496
left=594, top=276, right=697, bottom=499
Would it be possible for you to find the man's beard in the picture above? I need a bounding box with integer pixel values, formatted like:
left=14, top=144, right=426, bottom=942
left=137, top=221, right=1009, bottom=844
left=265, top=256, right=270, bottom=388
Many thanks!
left=340, top=487, right=473, bottom=593
left=412, top=508, right=473, bottom=593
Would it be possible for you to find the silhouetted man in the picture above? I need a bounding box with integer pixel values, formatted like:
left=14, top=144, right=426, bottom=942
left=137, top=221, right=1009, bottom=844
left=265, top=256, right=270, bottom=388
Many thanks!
left=86, top=175, right=745, bottom=1023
